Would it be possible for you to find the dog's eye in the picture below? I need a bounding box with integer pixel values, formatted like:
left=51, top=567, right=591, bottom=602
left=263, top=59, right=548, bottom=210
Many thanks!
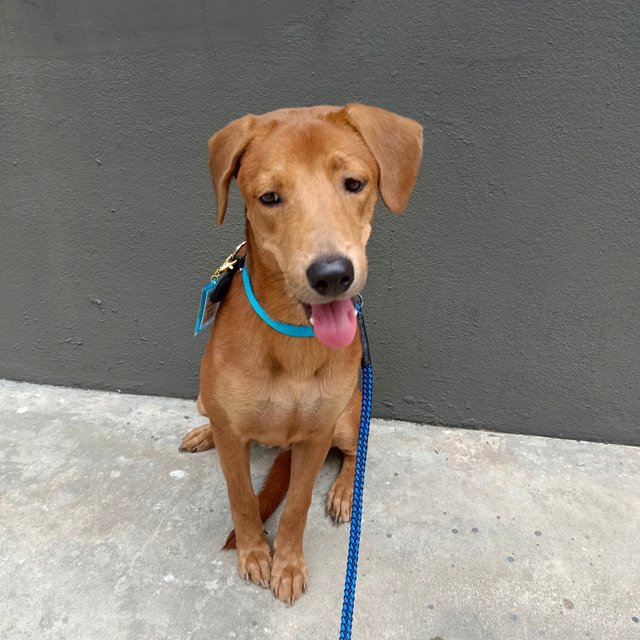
left=258, top=192, right=281, bottom=206
left=344, top=178, right=365, bottom=193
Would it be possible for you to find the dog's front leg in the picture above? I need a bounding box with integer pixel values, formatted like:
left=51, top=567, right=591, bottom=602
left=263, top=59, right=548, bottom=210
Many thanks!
left=214, top=422, right=271, bottom=588
left=271, top=429, right=334, bottom=604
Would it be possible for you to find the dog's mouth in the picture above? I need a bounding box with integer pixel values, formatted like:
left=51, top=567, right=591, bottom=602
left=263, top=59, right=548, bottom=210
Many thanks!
left=301, top=299, right=358, bottom=349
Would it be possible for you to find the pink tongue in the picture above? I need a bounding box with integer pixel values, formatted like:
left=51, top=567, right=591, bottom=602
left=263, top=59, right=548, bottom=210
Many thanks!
left=311, top=299, right=357, bottom=349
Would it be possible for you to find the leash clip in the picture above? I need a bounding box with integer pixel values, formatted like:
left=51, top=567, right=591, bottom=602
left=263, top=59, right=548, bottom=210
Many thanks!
left=210, top=241, right=247, bottom=282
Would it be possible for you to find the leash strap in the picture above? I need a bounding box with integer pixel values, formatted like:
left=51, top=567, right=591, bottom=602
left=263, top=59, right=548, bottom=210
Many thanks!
left=339, top=298, right=373, bottom=639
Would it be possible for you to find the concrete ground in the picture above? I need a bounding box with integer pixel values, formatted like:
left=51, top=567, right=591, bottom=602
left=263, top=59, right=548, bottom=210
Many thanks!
left=1, top=380, right=639, bottom=640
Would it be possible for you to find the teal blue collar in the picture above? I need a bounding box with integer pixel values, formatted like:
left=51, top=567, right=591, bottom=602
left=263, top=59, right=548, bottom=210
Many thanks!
left=241, top=263, right=315, bottom=338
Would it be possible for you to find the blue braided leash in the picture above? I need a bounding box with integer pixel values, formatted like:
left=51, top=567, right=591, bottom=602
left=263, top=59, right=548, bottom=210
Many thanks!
left=340, top=299, right=373, bottom=639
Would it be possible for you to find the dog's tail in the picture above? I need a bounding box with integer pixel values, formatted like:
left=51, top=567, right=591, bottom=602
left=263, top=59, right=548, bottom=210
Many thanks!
left=222, top=449, right=292, bottom=550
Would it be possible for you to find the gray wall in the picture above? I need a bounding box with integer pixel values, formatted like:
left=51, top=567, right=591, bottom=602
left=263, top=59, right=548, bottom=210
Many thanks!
left=2, top=1, right=639, bottom=445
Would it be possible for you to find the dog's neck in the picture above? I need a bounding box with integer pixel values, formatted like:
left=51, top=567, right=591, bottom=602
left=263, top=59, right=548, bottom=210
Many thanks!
left=243, top=222, right=309, bottom=328
left=241, top=223, right=346, bottom=376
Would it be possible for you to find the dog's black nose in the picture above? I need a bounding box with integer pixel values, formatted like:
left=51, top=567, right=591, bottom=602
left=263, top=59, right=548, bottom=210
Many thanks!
left=306, top=256, right=355, bottom=297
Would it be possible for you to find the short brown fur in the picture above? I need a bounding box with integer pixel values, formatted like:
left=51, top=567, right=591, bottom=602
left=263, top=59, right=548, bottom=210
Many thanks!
left=180, top=104, right=422, bottom=604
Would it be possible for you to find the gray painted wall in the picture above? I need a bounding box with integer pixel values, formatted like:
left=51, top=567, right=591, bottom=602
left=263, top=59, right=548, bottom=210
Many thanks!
left=2, top=1, right=639, bottom=445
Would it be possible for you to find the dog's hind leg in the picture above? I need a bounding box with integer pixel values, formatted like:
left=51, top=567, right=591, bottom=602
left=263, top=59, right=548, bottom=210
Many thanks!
left=326, top=387, right=360, bottom=524
left=179, top=423, right=216, bottom=452
left=196, top=394, right=207, bottom=416
left=179, top=395, right=216, bottom=452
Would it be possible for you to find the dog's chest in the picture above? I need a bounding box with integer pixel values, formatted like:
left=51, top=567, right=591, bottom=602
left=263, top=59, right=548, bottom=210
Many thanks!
left=231, top=371, right=350, bottom=445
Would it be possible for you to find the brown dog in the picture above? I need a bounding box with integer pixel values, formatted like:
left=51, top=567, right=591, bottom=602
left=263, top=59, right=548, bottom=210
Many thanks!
left=180, top=104, right=423, bottom=604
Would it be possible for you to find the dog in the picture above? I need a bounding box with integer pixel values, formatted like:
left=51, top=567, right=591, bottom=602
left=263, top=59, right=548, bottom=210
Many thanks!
left=180, top=104, right=423, bottom=604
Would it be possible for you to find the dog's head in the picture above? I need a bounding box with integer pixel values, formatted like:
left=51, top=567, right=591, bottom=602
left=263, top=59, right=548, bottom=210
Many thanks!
left=208, top=104, right=423, bottom=347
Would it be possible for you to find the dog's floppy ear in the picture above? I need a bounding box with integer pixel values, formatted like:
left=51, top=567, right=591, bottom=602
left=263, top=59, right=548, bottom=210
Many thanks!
left=343, top=104, right=423, bottom=213
left=208, top=115, right=256, bottom=224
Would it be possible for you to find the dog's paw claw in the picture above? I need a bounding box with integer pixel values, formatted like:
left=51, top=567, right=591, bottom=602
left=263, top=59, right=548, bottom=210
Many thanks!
left=326, top=481, right=353, bottom=524
left=270, top=551, right=308, bottom=604
left=179, top=424, right=215, bottom=453
left=237, top=545, right=272, bottom=589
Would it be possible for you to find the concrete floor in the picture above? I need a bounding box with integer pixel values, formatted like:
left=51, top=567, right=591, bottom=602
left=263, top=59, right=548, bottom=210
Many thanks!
left=1, top=380, right=639, bottom=640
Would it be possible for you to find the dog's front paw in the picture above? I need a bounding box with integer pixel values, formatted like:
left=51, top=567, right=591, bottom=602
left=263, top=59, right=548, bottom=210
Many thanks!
left=270, top=550, right=308, bottom=605
left=237, top=543, right=272, bottom=589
